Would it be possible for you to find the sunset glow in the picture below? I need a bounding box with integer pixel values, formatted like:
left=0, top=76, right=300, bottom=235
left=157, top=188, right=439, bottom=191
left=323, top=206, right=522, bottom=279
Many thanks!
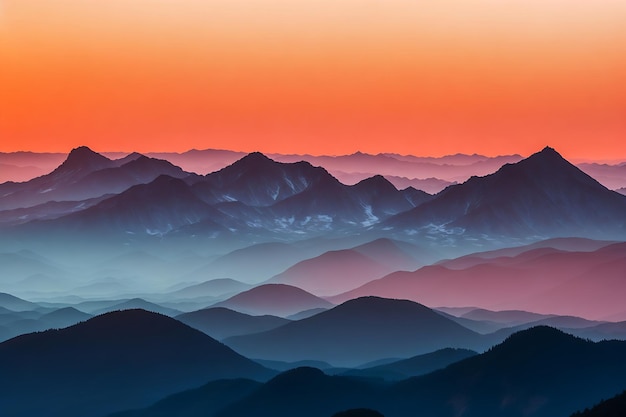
left=1, top=0, right=626, bottom=159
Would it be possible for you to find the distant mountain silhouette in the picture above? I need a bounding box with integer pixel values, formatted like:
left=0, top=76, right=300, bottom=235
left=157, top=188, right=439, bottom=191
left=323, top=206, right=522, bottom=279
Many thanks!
left=0, top=292, right=40, bottom=311
left=176, top=307, right=290, bottom=340
left=273, top=151, right=523, bottom=184
left=37, top=306, right=92, bottom=328
left=342, top=348, right=477, bottom=381
left=268, top=249, right=390, bottom=295
left=334, top=242, right=626, bottom=320
left=0, top=306, right=94, bottom=342
left=0, top=309, right=273, bottom=417
left=571, top=390, right=626, bottom=417
left=224, top=297, right=484, bottom=366
left=213, top=284, right=333, bottom=317
left=0, top=147, right=193, bottom=212
left=386, top=147, right=626, bottom=239
left=577, top=162, right=626, bottom=190
left=269, top=238, right=425, bottom=297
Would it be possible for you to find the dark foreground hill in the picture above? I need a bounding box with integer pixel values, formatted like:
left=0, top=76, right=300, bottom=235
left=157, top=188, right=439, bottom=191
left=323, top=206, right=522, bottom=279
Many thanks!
left=0, top=309, right=273, bottom=417
left=113, top=327, right=626, bottom=417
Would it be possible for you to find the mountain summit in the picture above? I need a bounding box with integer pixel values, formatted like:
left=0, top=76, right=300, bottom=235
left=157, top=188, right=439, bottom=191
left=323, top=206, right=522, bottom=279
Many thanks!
left=387, top=146, right=626, bottom=238
left=57, top=146, right=114, bottom=173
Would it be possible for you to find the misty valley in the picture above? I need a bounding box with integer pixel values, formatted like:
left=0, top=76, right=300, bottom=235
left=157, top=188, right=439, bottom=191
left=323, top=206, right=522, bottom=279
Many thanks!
left=1, top=146, right=626, bottom=417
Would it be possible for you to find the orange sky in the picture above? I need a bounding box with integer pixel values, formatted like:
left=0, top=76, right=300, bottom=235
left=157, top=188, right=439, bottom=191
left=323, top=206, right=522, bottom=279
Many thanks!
left=1, top=0, right=626, bottom=159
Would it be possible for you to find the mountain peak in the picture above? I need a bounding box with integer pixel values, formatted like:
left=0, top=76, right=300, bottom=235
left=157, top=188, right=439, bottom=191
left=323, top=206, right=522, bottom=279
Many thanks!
left=533, top=146, right=565, bottom=161
left=60, top=146, right=112, bottom=172
left=512, top=146, right=574, bottom=170
left=240, top=151, right=273, bottom=163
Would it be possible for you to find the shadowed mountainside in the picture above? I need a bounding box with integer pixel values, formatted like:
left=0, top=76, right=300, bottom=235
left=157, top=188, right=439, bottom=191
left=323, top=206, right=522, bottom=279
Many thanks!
left=0, top=309, right=273, bottom=417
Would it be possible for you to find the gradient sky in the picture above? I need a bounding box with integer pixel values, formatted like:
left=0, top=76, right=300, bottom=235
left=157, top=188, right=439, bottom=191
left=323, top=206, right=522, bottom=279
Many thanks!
left=1, top=1, right=626, bottom=159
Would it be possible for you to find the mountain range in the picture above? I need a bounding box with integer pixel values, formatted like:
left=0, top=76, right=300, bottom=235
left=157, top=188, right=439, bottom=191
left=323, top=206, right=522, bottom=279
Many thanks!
left=108, top=326, right=626, bottom=417
left=3, top=146, right=625, bottom=248
left=1, top=145, right=625, bottom=417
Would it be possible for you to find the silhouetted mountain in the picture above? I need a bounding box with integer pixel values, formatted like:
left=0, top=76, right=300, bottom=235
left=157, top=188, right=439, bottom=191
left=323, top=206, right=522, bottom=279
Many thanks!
left=386, top=147, right=626, bottom=239
left=66, top=155, right=190, bottom=197
left=215, top=367, right=384, bottom=417
left=0, top=292, right=40, bottom=311
left=334, top=242, right=626, bottom=320
left=571, top=390, right=626, bottom=417
left=176, top=307, right=290, bottom=340
left=437, top=237, right=615, bottom=270
left=350, top=238, right=426, bottom=269
left=570, top=321, right=626, bottom=342
left=351, top=175, right=417, bottom=217
left=577, top=162, right=626, bottom=190
left=273, top=151, right=523, bottom=183
left=0, top=146, right=117, bottom=210
left=224, top=297, right=484, bottom=366
left=83, top=327, right=626, bottom=417
left=192, top=152, right=333, bottom=206
left=0, top=148, right=208, bottom=229
left=385, top=326, right=626, bottom=417
left=0, top=306, right=94, bottom=342
left=331, top=170, right=451, bottom=194
left=108, top=379, right=262, bottom=417
left=343, top=348, right=478, bottom=381
left=268, top=249, right=390, bottom=295
left=461, top=308, right=554, bottom=325
left=0, top=309, right=273, bottom=417
left=269, top=172, right=418, bottom=230
left=38, top=306, right=92, bottom=328
left=213, top=284, right=333, bottom=317
left=46, top=175, right=223, bottom=235
left=0, top=194, right=111, bottom=227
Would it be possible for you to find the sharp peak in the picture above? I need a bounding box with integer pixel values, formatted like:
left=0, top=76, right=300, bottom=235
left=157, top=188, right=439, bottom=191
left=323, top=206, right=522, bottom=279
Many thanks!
left=241, top=151, right=274, bottom=161
left=63, top=146, right=110, bottom=163
left=493, top=146, right=571, bottom=173
left=355, top=174, right=396, bottom=188
left=530, top=146, right=565, bottom=160
left=67, top=146, right=107, bottom=158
